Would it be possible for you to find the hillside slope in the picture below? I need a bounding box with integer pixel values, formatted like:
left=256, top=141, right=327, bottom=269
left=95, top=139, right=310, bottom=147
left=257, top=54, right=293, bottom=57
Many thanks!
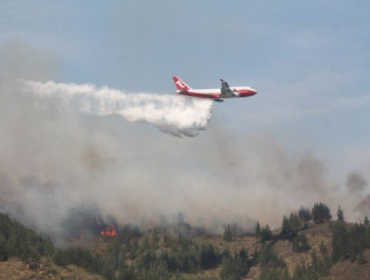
left=0, top=257, right=104, bottom=280
left=1, top=204, right=370, bottom=280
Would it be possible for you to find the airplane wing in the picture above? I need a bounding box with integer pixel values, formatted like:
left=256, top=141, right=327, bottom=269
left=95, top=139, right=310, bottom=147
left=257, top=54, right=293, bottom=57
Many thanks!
left=219, top=79, right=237, bottom=98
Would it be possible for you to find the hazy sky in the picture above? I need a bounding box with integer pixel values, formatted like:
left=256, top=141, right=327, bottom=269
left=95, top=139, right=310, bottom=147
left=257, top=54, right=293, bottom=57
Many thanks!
left=1, top=0, right=370, bottom=181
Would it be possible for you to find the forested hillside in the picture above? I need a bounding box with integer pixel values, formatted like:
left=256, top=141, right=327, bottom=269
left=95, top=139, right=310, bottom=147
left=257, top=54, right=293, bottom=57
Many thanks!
left=1, top=203, right=370, bottom=279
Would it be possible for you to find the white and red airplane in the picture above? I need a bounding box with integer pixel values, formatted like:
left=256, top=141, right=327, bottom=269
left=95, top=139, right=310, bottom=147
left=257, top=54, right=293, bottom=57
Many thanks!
left=172, top=76, right=257, bottom=102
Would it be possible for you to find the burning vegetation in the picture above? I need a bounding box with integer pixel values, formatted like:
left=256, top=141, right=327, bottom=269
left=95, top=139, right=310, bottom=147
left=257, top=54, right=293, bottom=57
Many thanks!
left=100, top=225, right=117, bottom=237
left=62, top=206, right=119, bottom=242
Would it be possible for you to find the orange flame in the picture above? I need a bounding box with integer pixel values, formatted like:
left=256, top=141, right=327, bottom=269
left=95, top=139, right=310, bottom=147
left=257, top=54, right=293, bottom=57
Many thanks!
left=100, top=225, right=117, bottom=237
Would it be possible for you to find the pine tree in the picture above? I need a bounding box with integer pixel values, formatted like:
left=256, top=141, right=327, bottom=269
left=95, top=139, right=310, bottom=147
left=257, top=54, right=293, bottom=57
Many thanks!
left=239, top=247, right=248, bottom=263
left=255, top=221, right=261, bottom=238
left=337, top=206, right=344, bottom=222
left=312, top=203, right=332, bottom=224
left=292, top=233, right=310, bottom=253
left=364, top=216, right=370, bottom=227
left=223, top=225, right=233, bottom=242
left=199, top=244, right=217, bottom=269
left=220, top=256, right=233, bottom=279
left=289, top=213, right=295, bottom=228
left=331, top=221, right=349, bottom=262
left=298, top=206, right=312, bottom=222
left=260, top=225, right=272, bottom=243
left=281, top=216, right=291, bottom=235
left=291, top=213, right=301, bottom=228
left=299, top=233, right=311, bottom=252
left=219, top=254, right=247, bottom=279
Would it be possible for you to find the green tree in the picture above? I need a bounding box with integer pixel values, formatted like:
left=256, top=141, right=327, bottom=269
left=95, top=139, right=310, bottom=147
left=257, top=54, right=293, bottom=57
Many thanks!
left=364, top=216, right=370, bottom=227
left=289, top=212, right=301, bottom=229
left=223, top=225, right=233, bottom=242
left=337, top=206, right=344, bottom=222
left=199, top=244, right=217, bottom=269
left=259, top=245, right=286, bottom=268
left=220, top=253, right=247, bottom=280
left=299, top=234, right=310, bottom=252
left=255, top=221, right=261, bottom=238
left=312, top=203, right=332, bottom=224
left=0, top=213, right=55, bottom=262
left=292, top=233, right=310, bottom=253
left=239, top=247, right=248, bottom=264
left=298, top=206, right=312, bottom=222
left=331, top=221, right=349, bottom=262
left=281, top=216, right=291, bottom=235
left=220, top=256, right=234, bottom=280
left=260, top=225, right=272, bottom=243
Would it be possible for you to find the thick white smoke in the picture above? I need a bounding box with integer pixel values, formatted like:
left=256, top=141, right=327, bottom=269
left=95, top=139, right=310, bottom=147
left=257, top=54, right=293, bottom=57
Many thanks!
left=24, top=80, right=213, bottom=137
left=1, top=76, right=368, bottom=242
left=2, top=41, right=370, bottom=244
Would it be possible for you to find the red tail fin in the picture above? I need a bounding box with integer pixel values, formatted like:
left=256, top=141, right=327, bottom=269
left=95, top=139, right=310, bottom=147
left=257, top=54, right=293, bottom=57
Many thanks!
left=172, top=77, right=191, bottom=90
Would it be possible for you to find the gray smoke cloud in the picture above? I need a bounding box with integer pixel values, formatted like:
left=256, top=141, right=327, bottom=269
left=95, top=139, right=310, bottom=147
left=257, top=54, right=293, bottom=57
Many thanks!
left=354, top=195, right=370, bottom=217
left=346, top=171, right=370, bottom=216
left=0, top=41, right=368, bottom=243
left=347, top=171, right=368, bottom=193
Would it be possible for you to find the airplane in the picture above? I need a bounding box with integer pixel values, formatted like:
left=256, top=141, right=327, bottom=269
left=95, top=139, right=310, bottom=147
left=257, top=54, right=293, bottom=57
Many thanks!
left=172, top=76, right=257, bottom=102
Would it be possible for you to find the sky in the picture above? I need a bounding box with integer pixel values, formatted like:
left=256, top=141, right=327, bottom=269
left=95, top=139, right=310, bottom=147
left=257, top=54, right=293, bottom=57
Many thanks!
left=1, top=1, right=370, bottom=228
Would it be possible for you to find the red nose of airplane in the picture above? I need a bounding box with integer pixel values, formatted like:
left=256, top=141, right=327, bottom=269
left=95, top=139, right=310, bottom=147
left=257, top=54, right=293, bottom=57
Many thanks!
left=248, top=89, right=257, bottom=96
left=238, top=89, right=257, bottom=97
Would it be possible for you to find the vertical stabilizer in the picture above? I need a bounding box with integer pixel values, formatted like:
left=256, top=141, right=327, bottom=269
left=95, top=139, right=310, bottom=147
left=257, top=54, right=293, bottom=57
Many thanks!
left=172, top=77, right=191, bottom=90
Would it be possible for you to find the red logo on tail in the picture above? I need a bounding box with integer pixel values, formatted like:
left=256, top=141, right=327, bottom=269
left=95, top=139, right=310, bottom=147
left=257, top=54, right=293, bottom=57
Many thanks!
left=172, top=77, right=191, bottom=90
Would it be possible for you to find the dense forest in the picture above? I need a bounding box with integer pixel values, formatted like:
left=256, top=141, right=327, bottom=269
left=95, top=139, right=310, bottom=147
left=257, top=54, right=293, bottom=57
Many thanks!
left=1, top=203, right=370, bottom=279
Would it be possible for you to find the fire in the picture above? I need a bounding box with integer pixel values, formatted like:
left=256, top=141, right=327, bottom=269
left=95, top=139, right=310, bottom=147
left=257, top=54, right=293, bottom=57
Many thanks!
left=100, top=225, right=117, bottom=237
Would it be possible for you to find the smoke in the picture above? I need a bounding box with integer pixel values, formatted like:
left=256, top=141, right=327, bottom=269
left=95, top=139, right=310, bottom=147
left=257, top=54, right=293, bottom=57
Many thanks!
left=23, top=80, right=213, bottom=137
left=1, top=41, right=369, bottom=243
left=346, top=171, right=370, bottom=216
left=354, top=195, right=370, bottom=217
left=347, top=171, right=368, bottom=193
